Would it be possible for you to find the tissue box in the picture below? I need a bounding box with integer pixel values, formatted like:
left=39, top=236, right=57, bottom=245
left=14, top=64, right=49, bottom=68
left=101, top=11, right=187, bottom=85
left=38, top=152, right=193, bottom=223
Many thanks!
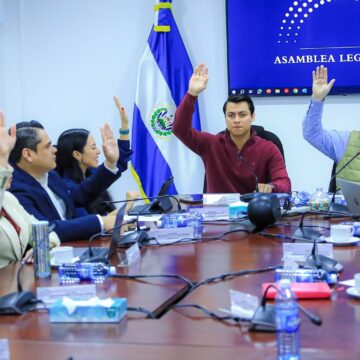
left=229, top=201, right=248, bottom=219
left=49, top=297, right=127, bottom=323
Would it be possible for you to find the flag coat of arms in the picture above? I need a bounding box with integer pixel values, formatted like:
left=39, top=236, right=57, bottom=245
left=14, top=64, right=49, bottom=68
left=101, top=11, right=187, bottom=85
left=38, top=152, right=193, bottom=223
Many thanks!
left=131, top=0, right=203, bottom=197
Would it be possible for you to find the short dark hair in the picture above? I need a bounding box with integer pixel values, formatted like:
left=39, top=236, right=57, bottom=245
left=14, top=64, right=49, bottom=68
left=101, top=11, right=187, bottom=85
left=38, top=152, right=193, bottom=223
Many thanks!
left=9, top=127, right=42, bottom=164
left=55, top=129, right=90, bottom=184
left=16, top=120, right=44, bottom=130
left=222, top=94, right=255, bottom=115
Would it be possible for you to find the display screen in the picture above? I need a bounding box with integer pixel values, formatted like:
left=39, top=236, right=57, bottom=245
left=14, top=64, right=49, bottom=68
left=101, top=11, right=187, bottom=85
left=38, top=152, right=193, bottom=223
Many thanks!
left=226, top=0, right=360, bottom=97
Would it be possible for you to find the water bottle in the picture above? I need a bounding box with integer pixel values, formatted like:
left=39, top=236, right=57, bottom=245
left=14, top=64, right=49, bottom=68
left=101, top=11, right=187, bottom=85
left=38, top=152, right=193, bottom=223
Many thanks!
left=32, top=221, right=51, bottom=279
left=291, top=191, right=309, bottom=207
left=160, top=212, right=203, bottom=237
left=309, top=187, right=330, bottom=212
left=275, top=279, right=301, bottom=360
left=58, top=263, right=116, bottom=284
left=274, top=268, right=337, bottom=285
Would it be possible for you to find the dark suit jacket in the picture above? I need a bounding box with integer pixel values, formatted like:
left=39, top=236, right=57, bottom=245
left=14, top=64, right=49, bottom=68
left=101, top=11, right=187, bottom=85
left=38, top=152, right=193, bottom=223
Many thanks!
left=9, top=164, right=120, bottom=242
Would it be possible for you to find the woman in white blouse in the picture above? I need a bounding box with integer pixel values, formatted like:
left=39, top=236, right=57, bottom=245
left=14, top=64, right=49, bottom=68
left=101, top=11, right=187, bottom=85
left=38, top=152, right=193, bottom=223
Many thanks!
left=0, top=111, right=59, bottom=268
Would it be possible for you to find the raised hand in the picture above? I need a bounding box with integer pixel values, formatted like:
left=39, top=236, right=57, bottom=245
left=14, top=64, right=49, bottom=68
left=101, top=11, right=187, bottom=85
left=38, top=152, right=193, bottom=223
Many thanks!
left=113, top=96, right=129, bottom=140
left=188, top=63, right=209, bottom=97
left=312, top=65, right=336, bottom=101
left=100, top=123, right=119, bottom=169
left=0, top=110, right=16, bottom=167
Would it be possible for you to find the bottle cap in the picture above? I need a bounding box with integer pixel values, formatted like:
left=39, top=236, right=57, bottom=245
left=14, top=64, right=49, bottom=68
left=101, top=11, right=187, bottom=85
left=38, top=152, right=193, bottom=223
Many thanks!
left=278, top=278, right=291, bottom=288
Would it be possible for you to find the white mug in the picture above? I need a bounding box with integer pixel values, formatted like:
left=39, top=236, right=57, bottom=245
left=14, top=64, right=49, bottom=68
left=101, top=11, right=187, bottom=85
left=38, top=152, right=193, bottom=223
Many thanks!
left=355, top=273, right=360, bottom=293
left=50, top=246, right=74, bottom=265
left=330, top=224, right=354, bottom=242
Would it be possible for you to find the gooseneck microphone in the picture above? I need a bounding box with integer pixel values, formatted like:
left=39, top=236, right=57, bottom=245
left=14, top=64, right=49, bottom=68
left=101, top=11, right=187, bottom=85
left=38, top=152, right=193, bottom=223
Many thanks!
left=238, top=154, right=259, bottom=192
left=304, top=233, right=343, bottom=273
left=330, top=150, right=360, bottom=211
left=104, top=194, right=181, bottom=214
left=88, top=219, right=137, bottom=257
left=292, top=151, right=360, bottom=242
left=0, top=255, right=37, bottom=314
left=330, top=150, right=360, bottom=186
left=292, top=211, right=325, bottom=243
left=249, top=284, right=322, bottom=331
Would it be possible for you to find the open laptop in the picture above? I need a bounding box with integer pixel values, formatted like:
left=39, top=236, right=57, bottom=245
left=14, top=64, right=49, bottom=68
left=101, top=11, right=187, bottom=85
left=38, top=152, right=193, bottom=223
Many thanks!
left=128, top=176, right=174, bottom=215
left=337, top=178, right=360, bottom=217
left=74, top=204, right=126, bottom=262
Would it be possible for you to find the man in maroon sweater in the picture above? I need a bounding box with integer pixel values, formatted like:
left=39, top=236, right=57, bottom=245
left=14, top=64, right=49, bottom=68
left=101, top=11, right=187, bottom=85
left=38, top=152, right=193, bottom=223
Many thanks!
left=173, top=63, right=291, bottom=194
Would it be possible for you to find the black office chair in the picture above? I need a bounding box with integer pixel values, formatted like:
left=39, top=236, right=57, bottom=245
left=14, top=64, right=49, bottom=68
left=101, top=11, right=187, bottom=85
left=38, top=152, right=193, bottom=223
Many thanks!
left=203, top=125, right=285, bottom=192
left=328, top=162, right=337, bottom=193
left=252, top=125, right=285, bottom=160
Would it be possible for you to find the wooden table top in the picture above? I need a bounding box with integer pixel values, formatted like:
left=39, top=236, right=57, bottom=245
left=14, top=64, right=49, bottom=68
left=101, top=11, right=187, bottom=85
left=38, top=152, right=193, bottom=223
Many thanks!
left=1, top=214, right=360, bottom=359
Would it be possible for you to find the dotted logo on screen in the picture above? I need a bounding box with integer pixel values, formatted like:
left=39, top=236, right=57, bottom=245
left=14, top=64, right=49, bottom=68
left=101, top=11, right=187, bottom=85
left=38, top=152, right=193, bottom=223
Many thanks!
left=278, top=0, right=334, bottom=45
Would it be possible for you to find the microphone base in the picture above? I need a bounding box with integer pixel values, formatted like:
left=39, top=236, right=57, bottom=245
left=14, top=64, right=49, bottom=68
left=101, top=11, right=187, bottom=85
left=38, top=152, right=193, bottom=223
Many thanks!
left=292, top=228, right=326, bottom=243
left=249, top=303, right=276, bottom=332
left=330, top=203, right=350, bottom=214
left=117, top=230, right=150, bottom=248
left=79, top=256, right=110, bottom=264
left=0, top=291, right=36, bottom=315
left=304, top=254, right=344, bottom=273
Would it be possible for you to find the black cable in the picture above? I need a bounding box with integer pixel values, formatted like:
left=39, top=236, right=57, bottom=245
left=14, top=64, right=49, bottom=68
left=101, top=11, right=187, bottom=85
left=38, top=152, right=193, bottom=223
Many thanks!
left=173, top=303, right=246, bottom=324
left=199, top=228, right=250, bottom=240
left=299, top=210, right=351, bottom=226
left=261, top=284, right=279, bottom=306
left=127, top=306, right=156, bottom=319
left=191, top=265, right=279, bottom=291
left=201, top=217, right=249, bottom=225
left=109, top=265, right=283, bottom=318
left=110, top=273, right=194, bottom=290
left=26, top=299, right=48, bottom=313
left=275, top=223, right=330, bottom=231
left=258, top=231, right=294, bottom=241
left=261, top=284, right=322, bottom=326
left=150, top=228, right=251, bottom=247
left=110, top=265, right=280, bottom=295
left=105, top=193, right=182, bottom=212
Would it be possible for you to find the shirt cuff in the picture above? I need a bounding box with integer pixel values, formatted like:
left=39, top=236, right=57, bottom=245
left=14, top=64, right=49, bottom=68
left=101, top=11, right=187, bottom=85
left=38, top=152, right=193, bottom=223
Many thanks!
left=186, top=92, right=198, bottom=103
left=104, top=162, right=119, bottom=175
left=309, top=98, right=324, bottom=111
left=96, top=214, right=104, bottom=232
left=311, top=97, right=325, bottom=104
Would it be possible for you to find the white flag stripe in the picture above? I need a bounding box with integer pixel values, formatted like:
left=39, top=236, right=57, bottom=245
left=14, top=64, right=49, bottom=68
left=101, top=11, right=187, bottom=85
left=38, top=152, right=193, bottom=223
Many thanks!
left=135, top=45, right=203, bottom=194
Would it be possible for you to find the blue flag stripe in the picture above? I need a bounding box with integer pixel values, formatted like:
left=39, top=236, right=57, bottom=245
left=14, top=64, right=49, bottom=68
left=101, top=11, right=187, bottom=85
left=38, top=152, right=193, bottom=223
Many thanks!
left=147, top=10, right=201, bottom=130
left=131, top=104, right=178, bottom=196
left=131, top=0, right=203, bottom=197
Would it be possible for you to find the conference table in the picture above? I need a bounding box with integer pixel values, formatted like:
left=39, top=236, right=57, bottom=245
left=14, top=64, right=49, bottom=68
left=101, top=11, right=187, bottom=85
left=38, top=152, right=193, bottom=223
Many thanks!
left=1, top=210, right=360, bottom=359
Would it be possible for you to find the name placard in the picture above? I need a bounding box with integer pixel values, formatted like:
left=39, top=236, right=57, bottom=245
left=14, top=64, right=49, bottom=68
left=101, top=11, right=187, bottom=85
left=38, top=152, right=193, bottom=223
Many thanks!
left=36, top=284, right=96, bottom=307
left=283, top=243, right=333, bottom=264
left=203, top=193, right=240, bottom=205
left=149, top=227, right=195, bottom=245
left=189, top=206, right=229, bottom=221
left=125, top=243, right=141, bottom=265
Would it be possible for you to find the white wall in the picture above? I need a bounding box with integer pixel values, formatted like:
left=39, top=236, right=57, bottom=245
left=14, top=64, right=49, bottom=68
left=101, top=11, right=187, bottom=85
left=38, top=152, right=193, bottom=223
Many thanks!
left=1, top=0, right=360, bottom=199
